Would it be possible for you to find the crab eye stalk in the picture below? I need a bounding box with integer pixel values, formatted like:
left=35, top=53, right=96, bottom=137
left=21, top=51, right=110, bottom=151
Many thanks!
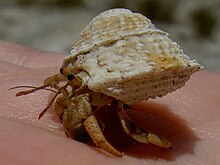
left=60, top=68, right=64, bottom=75
left=67, top=73, right=74, bottom=81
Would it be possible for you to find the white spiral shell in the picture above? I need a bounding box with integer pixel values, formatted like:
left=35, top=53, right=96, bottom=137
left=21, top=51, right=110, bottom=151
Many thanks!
left=63, top=8, right=203, bottom=104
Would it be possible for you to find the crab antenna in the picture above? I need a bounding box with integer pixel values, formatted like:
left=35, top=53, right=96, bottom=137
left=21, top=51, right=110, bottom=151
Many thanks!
left=38, top=83, right=69, bottom=119
left=9, top=85, right=57, bottom=94
left=9, top=84, right=53, bottom=96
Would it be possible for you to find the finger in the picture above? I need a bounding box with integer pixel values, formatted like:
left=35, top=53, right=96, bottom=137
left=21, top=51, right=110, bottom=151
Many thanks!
left=0, top=40, right=64, bottom=68
left=1, top=41, right=220, bottom=165
left=3, top=70, right=220, bottom=164
left=0, top=117, right=118, bottom=165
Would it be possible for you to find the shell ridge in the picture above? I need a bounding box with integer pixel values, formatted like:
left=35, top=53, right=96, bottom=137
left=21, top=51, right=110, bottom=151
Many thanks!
left=64, top=9, right=166, bottom=67
left=63, top=29, right=168, bottom=67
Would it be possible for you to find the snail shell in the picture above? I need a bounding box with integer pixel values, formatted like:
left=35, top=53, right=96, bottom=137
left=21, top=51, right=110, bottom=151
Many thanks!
left=63, top=8, right=203, bottom=104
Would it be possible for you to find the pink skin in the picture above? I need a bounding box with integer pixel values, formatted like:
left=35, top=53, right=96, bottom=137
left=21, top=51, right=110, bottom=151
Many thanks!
left=1, top=40, right=220, bottom=165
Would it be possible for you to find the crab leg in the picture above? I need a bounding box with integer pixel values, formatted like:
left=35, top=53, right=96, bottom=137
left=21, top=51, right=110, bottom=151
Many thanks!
left=75, top=94, right=93, bottom=119
left=84, top=115, right=123, bottom=157
left=61, top=92, right=122, bottom=156
left=38, top=83, right=70, bottom=119
left=118, top=109, right=171, bottom=148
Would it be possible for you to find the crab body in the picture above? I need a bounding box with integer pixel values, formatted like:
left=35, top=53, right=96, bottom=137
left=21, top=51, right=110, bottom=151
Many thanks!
left=12, top=9, right=203, bottom=157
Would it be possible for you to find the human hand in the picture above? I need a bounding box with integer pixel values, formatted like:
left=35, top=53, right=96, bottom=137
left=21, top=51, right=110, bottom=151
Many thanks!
left=0, top=40, right=220, bottom=165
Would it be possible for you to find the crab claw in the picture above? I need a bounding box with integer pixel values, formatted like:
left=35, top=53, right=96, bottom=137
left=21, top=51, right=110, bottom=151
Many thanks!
left=118, top=109, right=171, bottom=148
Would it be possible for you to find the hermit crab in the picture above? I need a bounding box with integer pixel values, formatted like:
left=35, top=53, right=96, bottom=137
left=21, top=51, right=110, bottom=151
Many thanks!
left=11, top=9, right=202, bottom=157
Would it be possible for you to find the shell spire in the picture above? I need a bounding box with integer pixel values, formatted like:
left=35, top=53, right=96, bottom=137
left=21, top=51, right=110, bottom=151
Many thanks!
left=63, top=8, right=166, bottom=67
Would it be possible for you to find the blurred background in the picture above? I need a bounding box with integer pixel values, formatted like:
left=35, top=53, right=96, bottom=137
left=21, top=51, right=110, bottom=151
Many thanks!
left=0, top=0, right=219, bottom=71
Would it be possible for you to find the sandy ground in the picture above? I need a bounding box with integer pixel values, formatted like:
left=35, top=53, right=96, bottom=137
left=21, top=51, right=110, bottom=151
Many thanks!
left=0, top=3, right=219, bottom=71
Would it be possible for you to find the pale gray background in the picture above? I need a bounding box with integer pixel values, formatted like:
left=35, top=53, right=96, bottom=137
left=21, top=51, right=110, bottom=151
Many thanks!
left=1, top=0, right=220, bottom=71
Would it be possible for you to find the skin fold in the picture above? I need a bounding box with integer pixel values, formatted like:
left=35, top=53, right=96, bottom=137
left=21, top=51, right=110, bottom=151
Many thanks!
left=0, top=40, right=220, bottom=165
